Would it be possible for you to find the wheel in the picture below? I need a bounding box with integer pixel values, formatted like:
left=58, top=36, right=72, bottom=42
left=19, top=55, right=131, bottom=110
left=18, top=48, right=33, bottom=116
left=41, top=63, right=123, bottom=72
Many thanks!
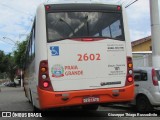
left=82, top=104, right=98, bottom=111
left=33, top=105, right=41, bottom=112
left=136, top=96, right=153, bottom=112
left=29, top=90, right=40, bottom=112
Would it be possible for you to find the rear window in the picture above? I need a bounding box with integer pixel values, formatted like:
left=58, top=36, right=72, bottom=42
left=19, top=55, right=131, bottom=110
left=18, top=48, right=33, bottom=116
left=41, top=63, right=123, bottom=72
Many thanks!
left=134, top=70, right=148, bottom=81
left=156, top=70, right=160, bottom=81
left=46, top=12, right=125, bottom=42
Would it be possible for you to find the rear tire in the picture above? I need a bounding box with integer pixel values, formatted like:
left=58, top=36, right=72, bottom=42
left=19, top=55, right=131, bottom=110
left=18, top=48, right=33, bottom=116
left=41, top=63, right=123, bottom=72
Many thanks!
left=82, top=104, right=98, bottom=111
left=29, top=90, right=41, bottom=112
left=33, top=106, right=41, bottom=112
left=136, top=96, right=153, bottom=112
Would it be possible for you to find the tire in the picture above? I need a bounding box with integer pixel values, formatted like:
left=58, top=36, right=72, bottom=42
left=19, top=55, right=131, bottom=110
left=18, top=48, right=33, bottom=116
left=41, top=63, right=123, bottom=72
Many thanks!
left=29, top=90, right=40, bottom=112
left=33, top=106, right=41, bottom=112
left=82, top=105, right=99, bottom=111
left=136, top=96, right=153, bottom=112
left=28, top=90, right=32, bottom=103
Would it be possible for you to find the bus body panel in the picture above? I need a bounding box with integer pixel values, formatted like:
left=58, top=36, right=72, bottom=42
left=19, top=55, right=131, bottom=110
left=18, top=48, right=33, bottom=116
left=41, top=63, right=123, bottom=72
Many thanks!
left=31, top=4, right=48, bottom=109
left=47, top=39, right=127, bottom=91
left=122, top=5, right=132, bottom=57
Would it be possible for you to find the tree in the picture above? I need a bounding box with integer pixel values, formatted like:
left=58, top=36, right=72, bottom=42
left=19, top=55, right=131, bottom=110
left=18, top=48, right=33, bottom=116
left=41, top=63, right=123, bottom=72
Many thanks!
left=0, top=51, right=16, bottom=81
left=5, top=54, right=16, bottom=82
left=0, top=38, right=28, bottom=82
left=14, top=40, right=28, bottom=69
left=0, top=50, right=6, bottom=73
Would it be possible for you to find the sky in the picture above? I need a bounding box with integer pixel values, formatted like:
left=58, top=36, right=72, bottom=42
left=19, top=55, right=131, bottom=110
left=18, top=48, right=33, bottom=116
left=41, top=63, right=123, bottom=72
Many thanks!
left=0, top=0, right=151, bottom=53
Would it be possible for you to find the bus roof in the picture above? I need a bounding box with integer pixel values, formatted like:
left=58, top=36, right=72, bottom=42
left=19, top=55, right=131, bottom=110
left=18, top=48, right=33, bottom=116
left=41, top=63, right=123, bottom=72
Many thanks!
left=38, top=2, right=122, bottom=13
left=43, top=0, right=120, bottom=6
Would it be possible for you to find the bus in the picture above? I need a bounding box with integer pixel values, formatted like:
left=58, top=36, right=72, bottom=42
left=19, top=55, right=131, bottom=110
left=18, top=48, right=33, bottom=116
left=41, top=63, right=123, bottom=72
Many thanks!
left=24, top=1, right=134, bottom=111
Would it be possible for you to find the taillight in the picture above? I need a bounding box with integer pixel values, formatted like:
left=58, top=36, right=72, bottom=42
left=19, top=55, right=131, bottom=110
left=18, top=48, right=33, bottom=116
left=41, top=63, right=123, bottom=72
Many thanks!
left=128, top=76, right=133, bottom=82
left=43, top=81, right=49, bottom=88
left=117, top=6, right=121, bottom=11
left=38, top=60, right=53, bottom=91
left=152, top=68, right=159, bottom=86
left=45, top=5, right=50, bottom=11
left=70, top=38, right=105, bottom=42
left=125, top=57, right=134, bottom=86
left=81, top=38, right=94, bottom=41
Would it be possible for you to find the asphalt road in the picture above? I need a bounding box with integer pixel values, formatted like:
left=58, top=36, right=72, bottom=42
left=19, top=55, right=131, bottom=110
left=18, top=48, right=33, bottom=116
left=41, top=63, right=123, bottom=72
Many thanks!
left=0, top=86, right=160, bottom=120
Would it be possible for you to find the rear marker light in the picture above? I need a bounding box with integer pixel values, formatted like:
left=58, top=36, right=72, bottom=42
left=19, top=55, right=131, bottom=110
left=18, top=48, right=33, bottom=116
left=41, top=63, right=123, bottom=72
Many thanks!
left=128, top=63, right=133, bottom=68
left=43, top=81, right=49, bottom=88
left=41, top=67, right=46, bottom=72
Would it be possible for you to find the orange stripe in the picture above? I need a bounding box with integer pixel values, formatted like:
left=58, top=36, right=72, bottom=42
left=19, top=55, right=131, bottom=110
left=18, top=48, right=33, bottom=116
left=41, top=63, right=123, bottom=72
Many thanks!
left=38, top=85, right=134, bottom=110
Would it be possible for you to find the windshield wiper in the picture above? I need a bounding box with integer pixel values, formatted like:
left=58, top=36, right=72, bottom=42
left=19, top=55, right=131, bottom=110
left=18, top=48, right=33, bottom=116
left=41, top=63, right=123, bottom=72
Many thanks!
left=59, top=18, right=76, bottom=36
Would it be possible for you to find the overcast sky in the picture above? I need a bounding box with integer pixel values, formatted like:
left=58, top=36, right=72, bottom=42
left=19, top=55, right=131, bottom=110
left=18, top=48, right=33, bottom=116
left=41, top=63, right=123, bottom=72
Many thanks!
left=0, top=0, right=151, bottom=53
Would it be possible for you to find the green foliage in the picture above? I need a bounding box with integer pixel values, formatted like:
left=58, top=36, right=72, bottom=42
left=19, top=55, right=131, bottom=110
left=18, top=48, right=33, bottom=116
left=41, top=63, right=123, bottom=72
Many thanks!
left=5, top=54, right=16, bottom=81
left=0, top=51, right=16, bottom=81
left=14, top=40, right=28, bottom=68
left=0, top=50, right=7, bottom=73
left=0, top=37, right=28, bottom=81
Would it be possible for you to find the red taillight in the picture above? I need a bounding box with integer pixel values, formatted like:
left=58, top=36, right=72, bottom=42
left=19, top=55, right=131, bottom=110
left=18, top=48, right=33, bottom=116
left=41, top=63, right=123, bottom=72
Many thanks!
left=128, top=76, right=133, bottom=82
left=39, top=60, right=53, bottom=91
left=82, top=38, right=94, bottom=41
left=125, top=57, right=134, bottom=86
left=152, top=68, right=159, bottom=86
left=43, top=81, right=49, bottom=88
left=70, top=38, right=105, bottom=42
left=117, top=6, right=121, bottom=11
left=45, top=5, right=50, bottom=11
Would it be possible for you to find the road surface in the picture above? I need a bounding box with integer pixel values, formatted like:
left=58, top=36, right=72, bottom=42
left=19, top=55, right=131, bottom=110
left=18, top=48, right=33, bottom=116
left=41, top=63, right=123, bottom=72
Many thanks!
left=0, top=86, right=159, bottom=120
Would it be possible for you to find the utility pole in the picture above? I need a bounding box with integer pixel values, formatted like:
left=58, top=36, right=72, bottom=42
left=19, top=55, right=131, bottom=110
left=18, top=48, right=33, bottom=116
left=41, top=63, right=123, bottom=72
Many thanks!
left=150, top=0, right=160, bottom=68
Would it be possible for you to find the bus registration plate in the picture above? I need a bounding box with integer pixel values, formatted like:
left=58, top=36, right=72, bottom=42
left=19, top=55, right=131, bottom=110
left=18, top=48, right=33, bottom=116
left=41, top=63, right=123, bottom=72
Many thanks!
left=83, top=96, right=100, bottom=103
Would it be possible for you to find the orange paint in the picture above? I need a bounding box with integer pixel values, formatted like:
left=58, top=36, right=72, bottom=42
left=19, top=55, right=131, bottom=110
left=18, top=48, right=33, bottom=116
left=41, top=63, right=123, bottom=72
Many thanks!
left=38, top=84, right=134, bottom=110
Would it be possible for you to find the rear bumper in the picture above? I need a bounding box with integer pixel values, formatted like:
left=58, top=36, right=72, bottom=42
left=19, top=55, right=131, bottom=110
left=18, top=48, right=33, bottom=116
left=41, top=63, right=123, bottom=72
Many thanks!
left=38, top=85, right=134, bottom=110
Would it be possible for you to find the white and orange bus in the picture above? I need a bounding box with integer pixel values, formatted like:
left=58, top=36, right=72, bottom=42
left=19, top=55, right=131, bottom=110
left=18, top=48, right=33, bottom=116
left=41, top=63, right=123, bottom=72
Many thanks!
left=24, top=1, right=134, bottom=111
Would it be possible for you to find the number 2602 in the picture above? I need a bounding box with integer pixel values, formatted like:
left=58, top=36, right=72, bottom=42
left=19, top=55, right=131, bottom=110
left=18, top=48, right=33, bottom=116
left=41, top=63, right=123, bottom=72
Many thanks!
left=77, top=53, right=101, bottom=61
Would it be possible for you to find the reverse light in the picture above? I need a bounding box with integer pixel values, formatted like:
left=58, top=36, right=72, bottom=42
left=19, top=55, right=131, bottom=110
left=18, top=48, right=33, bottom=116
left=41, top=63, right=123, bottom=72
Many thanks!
left=42, top=74, right=47, bottom=79
left=128, top=70, right=133, bottom=74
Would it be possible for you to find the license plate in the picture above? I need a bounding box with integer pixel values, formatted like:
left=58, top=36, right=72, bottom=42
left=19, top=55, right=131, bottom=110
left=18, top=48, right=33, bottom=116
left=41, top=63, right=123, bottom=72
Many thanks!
left=83, top=96, right=100, bottom=103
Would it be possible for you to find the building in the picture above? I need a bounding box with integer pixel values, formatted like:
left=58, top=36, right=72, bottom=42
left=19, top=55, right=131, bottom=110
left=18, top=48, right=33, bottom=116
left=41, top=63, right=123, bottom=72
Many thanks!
left=131, top=36, right=151, bottom=52
left=131, top=36, right=152, bottom=67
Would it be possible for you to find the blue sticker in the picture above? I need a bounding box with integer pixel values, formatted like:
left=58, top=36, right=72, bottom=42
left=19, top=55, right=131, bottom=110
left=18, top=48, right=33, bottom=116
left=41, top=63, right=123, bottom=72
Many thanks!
left=50, top=46, right=59, bottom=56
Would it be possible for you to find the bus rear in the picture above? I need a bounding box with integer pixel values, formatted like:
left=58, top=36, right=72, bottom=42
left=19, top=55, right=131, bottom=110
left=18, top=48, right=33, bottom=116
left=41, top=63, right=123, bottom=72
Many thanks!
left=37, top=3, right=134, bottom=110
